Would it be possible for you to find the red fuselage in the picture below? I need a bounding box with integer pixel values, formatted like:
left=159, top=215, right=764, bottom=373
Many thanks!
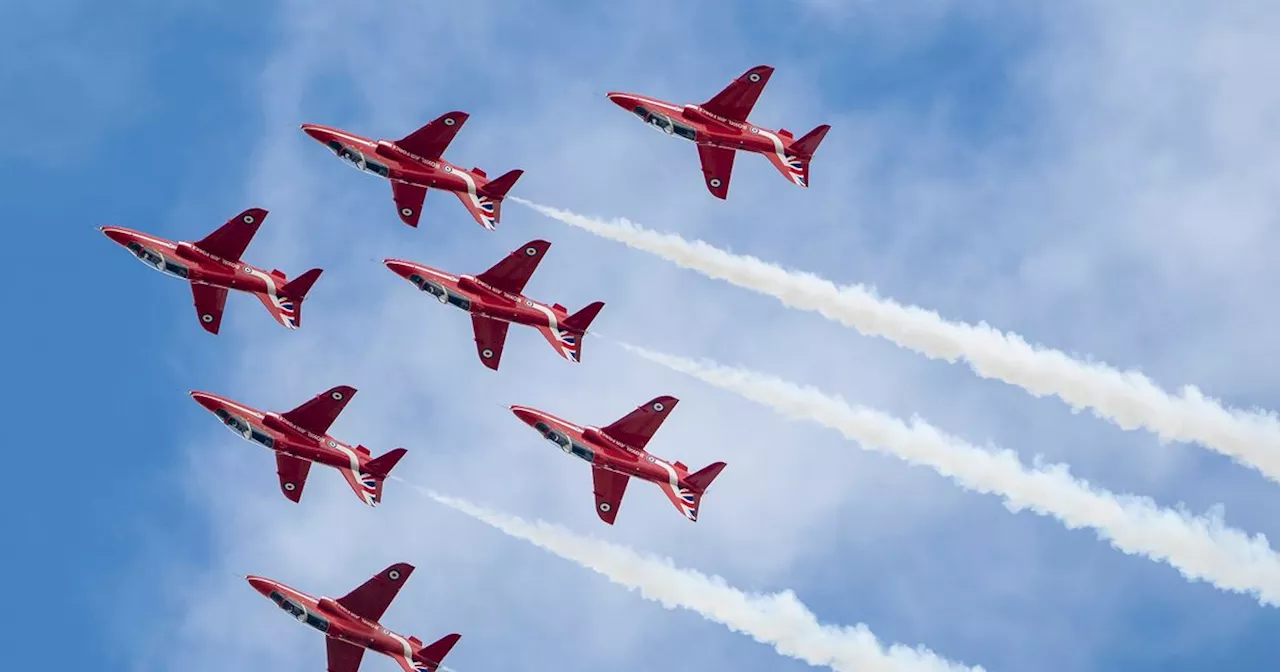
left=190, top=391, right=382, bottom=505
left=100, top=226, right=300, bottom=325
left=605, top=93, right=807, bottom=186
left=247, top=576, right=428, bottom=669
left=384, top=260, right=582, bottom=361
left=510, top=405, right=702, bottom=519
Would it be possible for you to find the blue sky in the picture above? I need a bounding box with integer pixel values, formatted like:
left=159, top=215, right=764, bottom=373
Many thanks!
left=7, top=0, right=1280, bottom=670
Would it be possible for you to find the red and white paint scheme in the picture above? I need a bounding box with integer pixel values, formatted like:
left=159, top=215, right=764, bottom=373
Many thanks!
left=511, top=396, right=727, bottom=525
left=385, top=239, right=604, bottom=371
left=190, top=385, right=407, bottom=507
left=301, top=112, right=523, bottom=231
left=607, top=65, right=831, bottom=199
left=101, top=208, right=323, bottom=335
left=246, top=563, right=460, bottom=672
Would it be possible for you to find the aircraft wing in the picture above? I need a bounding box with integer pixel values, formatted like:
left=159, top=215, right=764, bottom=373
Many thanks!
left=701, top=65, right=774, bottom=123
left=275, top=453, right=312, bottom=503
left=391, top=181, right=427, bottom=227
left=471, top=315, right=510, bottom=371
left=193, top=207, right=266, bottom=263
left=326, top=636, right=365, bottom=672
left=475, top=240, right=550, bottom=295
left=281, top=385, right=357, bottom=436
left=696, top=145, right=735, bottom=200
left=191, top=283, right=228, bottom=334
left=396, top=111, right=469, bottom=161
left=591, top=466, right=630, bottom=525
left=337, top=562, right=415, bottom=623
left=600, top=396, right=679, bottom=451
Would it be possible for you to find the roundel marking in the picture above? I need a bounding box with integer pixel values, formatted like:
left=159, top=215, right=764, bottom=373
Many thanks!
left=749, top=127, right=760, bottom=134
left=443, top=117, right=457, bottom=126
left=201, top=313, right=214, bottom=323
left=481, top=348, right=494, bottom=359
left=708, top=178, right=722, bottom=188
left=242, top=265, right=251, bottom=273
left=328, top=440, right=337, bottom=448
left=524, top=246, right=538, bottom=256
left=652, top=402, right=666, bottom=412
left=443, top=165, right=453, bottom=173
left=331, top=391, right=344, bottom=400
left=646, top=455, right=656, bottom=463
left=748, top=72, right=762, bottom=83
left=598, top=502, right=612, bottom=513
left=388, top=569, right=402, bottom=580
left=525, top=299, right=534, bottom=307
left=283, top=482, right=296, bottom=491
left=401, top=207, right=414, bottom=217
left=242, top=214, right=256, bottom=224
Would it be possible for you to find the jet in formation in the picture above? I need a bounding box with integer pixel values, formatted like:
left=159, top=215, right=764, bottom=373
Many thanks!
left=385, top=239, right=604, bottom=371
left=248, top=562, right=460, bottom=672
left=511, top=396, right=726, bottom=524
left=301, top=112, right=523, bottom=231
left=607, top=65, right=830, bottom=199
left=191, top=385, right=406, bottom=506
left=101, top=208, right=323, bottom=334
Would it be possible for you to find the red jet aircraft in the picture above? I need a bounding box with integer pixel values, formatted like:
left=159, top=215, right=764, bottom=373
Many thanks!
left=385, top=239, right=604, bottom=371
left=191, top=385, right=406, bottom=507
left=301, top=112, right=523, bottom=231
left=101, top=208, right=323, bottom=334
left=607, top=65, right=831, bottom=199
left=511, top=396, right=726, bottom=525
left=247, top=563, right=460, bottom=672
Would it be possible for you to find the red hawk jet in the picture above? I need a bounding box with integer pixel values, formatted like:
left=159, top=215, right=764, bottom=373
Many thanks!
left=607, top=65, right=830, bottom=199
left=301, top=112, right=523, bottom=230
left=385, top=239, right=604, bottom=371
left=511, top=396, right=726, bottom=525
left=101, top=208, right=323, bottom=334
left=247, top=563, right=460, bottom=672
left=191, top=385, right=406, bottom=507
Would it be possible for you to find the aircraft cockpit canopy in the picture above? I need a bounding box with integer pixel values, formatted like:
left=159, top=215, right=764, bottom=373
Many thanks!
left=270, top=591, right=330, bottom=633
left=214, top=408, right=275, bottom=449
left=631, top=106, right=697, bottom=141
left=126, top=242, right=189, bottom=279
left=330, top=141, right=390, bottom=178
left=408, top=274, right=471, bottom=310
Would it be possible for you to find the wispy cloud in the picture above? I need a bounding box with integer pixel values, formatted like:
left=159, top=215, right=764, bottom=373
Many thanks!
left=515, top=199, right=1280, bottom=486
left=619, top=342, right=1280, bottom=606
left=418, top=486, right=983, bottom=672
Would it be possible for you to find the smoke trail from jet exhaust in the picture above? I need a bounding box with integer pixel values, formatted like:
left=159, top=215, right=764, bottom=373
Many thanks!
left=512, top=198, right=1280, bottom=485
left=411, top=485, right=982, bottom=672
left=618, top=343, right=1280, bottom=607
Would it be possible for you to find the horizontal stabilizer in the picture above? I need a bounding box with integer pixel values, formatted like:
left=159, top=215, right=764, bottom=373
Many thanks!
left=685, top=462, right=727, bottom=492
left=281, top=268, right=323, bottom=300
left=790, top=124, right=830, bottom=158
left=479, top=169, right=523, bottom=199
left=471, top=167, right=487, bottom=178
left=563, top=301, right=605, bottom=332
left=414, top=633, right=462, bottom=671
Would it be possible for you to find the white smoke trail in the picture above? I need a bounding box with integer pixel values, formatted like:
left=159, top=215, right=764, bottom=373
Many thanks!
left=414, top=486, right=982, bottom=672
left=512, top=198, right=1280, bottom=484
left=618, top=343, right=1280, bottom=607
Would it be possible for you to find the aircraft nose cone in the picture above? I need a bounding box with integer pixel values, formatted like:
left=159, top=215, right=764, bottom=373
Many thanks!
left=605, top=92, right=635, bottom=111
left=299, top=124, right=327, bottom=143
left=100, top=226, right=131, bottom=246
left=245, top=576, right=274, bottom=597
left=189, top=391, right=222, bottom=414
left=509, top=405, right=539, bottom=427
left=383, top=259, right=413, bottom=279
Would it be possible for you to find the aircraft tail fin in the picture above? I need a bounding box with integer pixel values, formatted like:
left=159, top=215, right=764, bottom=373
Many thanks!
left=365, top=447, right=407, bottom=478
left=413, top=634, right=462, bottom=672
left=538, top=301, right=604, bottom=364
left=769, top=124, right=830, bottom=189
left=281, top=268, right=324, bottom=300
left=685, top=461, right=727, bottom=493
